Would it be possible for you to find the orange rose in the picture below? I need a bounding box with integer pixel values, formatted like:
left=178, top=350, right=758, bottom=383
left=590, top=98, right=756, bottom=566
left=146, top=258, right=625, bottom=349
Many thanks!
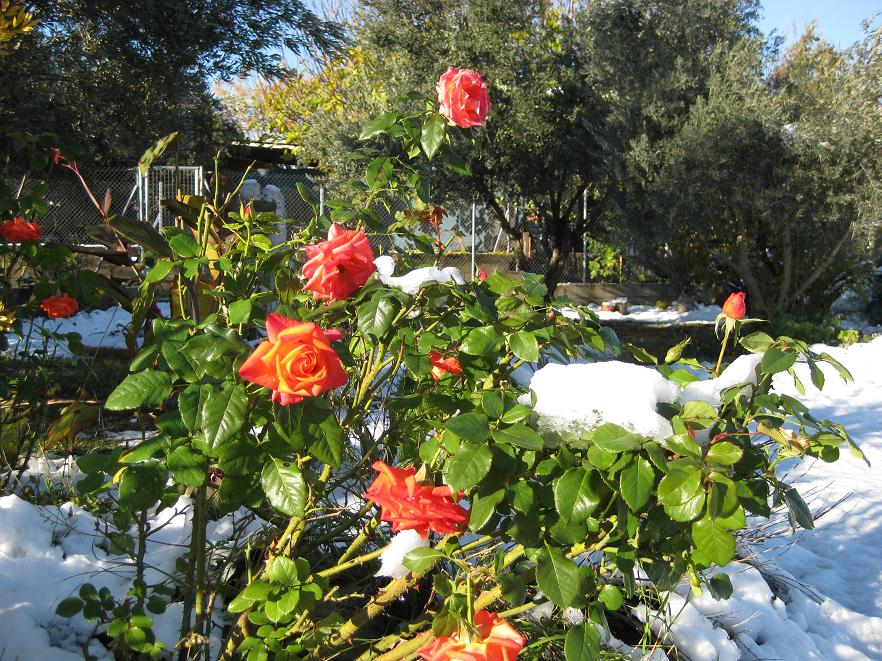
left=418, top=610, right=525, bottom=661
left=366, top=461, right=469, bottom=538
left=0, top=217, right=42, bottom=243
left=238, top=313, right=348, bottom=405
left=40, top=294, right=79, bottom=319
left=722, top=291, right=746, bottom=320
left=302, top=224, right=376, bottom=301
left=429, top=351, right=463, bottom=383
left=436, top=68, right=491, bottom=129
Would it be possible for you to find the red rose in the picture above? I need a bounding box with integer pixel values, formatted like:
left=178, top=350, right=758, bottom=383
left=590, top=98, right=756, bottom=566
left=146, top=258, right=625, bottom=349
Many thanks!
left=436, top=68, right=491, bottom=129
left=366, top=461, right=469, bottom=538
left=40, top=294, right=79, bottom=319
left=302, top=224, right=376, bottom=301
left=418, top=610, right=525, bottom=661
left=0, top=217, right=42, bottom=243
left=722, top=291, right=746, bottom=320
left=478, top=270, right=487, bottom=282
left=429, top=351, right=463, bottom=383
left=238, top=313, right=348, bottom=405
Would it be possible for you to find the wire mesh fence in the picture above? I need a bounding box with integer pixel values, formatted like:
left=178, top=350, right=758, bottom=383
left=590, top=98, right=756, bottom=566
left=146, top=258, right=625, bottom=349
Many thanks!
left=12, top=164, right=602, bottom=283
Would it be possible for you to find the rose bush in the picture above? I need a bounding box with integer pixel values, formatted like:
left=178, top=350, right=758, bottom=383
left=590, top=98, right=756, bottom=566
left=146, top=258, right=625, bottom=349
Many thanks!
left=49, top=70, right=863, bottom=661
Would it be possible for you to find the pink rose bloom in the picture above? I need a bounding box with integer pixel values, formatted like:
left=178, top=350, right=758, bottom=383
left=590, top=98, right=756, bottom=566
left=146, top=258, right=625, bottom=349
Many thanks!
left=436, top=68, right=491, bottom=128
left=302, top=224, right=376, bottom=301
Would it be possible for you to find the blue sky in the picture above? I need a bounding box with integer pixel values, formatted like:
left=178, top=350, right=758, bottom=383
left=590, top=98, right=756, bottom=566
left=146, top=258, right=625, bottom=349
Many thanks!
left=758, top=0, right=880, bottom=47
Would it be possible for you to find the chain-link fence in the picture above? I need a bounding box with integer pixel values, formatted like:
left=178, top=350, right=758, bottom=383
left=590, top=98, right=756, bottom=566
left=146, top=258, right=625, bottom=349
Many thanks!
left=15, top=164, right=603, bottom=283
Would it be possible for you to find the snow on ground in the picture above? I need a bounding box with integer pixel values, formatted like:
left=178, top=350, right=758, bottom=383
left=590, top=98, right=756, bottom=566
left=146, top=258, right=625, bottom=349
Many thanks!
left=0, top=460, right=268, bottom=659
left=5, top=302, right=171, bottom=358
left=583, top=302, right=723, bottom=325
left=525, top=336, right=882, bottom=659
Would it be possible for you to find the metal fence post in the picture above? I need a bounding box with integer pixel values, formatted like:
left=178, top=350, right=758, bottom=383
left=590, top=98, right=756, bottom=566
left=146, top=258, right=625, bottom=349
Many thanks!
left=582, top=188, right=588, bottom=283
left=470, top=201, right=477, bottom=279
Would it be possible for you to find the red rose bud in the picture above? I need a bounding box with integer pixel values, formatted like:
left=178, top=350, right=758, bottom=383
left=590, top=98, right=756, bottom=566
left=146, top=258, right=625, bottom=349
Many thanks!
left=428, top=351, right=463, bottom=383
left=478, top=270, right=488, bottom=282
left=722, top=291, right=746, bottom=320
left=40, top=294, right=79, bottom=319
left=436, top=68, right=491, bottom=128
left=0, top=217, right=42, bottom=243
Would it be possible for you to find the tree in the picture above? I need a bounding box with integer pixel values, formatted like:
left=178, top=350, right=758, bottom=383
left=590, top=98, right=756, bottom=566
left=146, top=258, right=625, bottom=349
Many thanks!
left=0, top=0, right=343, bottom=163
left=625, top=24, right=882, bottom=312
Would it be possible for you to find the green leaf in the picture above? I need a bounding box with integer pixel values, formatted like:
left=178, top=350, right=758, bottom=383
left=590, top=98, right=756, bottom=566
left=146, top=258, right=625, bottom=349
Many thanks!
left=481, top=391, right=503, bottom=419
left=402, top=547, right=445, bottom=573
left=620, top=457, right=654, bottom=512
left=692, top=517, right=736, bottom=566
left=590, top=424, right=642, bottom=452
left=681, top=400, right=718, bottom=429
left=118, top=462, right=166, bottom=512
left=760, top=347, right=797, bottom=375
left=55, top=597, right=84, bottom=617
left=564, top=622, right=600, bottom=661
left=105, top=370, right=172, bottom=411
left=138, top=131, right=179, bottom=176
left=598, top=584, right=624, bottom=611
left=706, top=441, right=742, bottom=466
left=179, top=383, right=212, bottom=433
left=469, top=487, right=505, bottom=532
left=107, top=214, right=172, bottom=258
left=817, top=352, right=853, bottom=382
left=145, top=259, right=175, bottom=283
left=421, top=113, right=446, bottom=160
left=739, top=332, right=775, bottom=353
left=441, top=148, right=472, bottom=175
left=301, top=405, right=345, bottom=467
left=492, top=424, right=544, bottom=450
left=199, top=383, right=248, bottom=451
left=510, top=330, right=539, bottom=362
left=261, top=459, right=306, bottom=517
left=554, top=467, right=600, bottom=522
left=445, top=442, right=493, bottom=491
left=166, top=446, right=206, bottom=487
left=167, top=231, right=200, bottom=258
left=357, top=296, right=396, bottom=338
left=124, top=626, right=149, bottom=652
left=445, top=412, right=490, bottom=443
left=708, top=573, right=734, bottom=600
left=268, top=557, right=300, bottom=586
left=536, top=546, right=581, bottom=607
left=229, top=298, right=253, bottom=325
left=460, top=326, right=503, bottom=356
left=360, top=112, right=398, bottom=140
left=500, top=404, right=531, bottom=425
left=782, top=486, right=814, bottom=530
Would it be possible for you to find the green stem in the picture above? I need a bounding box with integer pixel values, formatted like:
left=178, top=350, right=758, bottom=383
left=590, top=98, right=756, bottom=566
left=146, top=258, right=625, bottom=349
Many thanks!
left=714, top=324, right=732, bottom=377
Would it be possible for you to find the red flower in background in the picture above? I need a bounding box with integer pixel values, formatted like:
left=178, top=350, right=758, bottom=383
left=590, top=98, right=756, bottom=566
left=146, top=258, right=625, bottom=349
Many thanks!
left=366, top=461, right=469, bottom=538
left=302, top=224, right=376, bottom=301
left=436, top=68, right=491, bottom=129
left=40, top=294, right=78, bottom=319
left=429, top=351, right=463, bottom=383
left=418, top=610, right=525, bottom=661
left=478, top=270, right=487, bottom=282
left=0, top=217, right=41, bottom=243
left=238, top=314, right=347, bottom=405
left=722, top=291, right=746, bottom=320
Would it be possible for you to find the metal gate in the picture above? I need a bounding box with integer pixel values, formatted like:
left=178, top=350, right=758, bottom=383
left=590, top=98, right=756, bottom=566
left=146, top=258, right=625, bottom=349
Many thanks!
left=137, top=166, right=204, bottom=229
